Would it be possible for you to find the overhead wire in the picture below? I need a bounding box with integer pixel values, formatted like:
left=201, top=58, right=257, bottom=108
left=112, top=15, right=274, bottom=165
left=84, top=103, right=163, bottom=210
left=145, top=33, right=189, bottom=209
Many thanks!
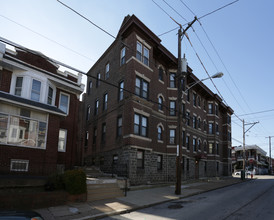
left=178, top=0, right=270, bottom=147
left=0, top=14, right=96, bottom=63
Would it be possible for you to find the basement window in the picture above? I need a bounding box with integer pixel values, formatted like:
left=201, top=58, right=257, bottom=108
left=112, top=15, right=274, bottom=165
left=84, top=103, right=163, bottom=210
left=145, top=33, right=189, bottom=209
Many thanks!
left=10, top=159, right=29, bottom=172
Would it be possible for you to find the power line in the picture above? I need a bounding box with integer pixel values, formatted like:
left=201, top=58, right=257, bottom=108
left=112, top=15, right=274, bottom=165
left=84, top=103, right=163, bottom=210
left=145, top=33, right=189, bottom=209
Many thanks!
left=0, top=14, right=96, bottom=63
left=237, top=109, right=274, bottom=117
left=57, top=0, right=116, bottom=39
left=158, top=0, right=240, bottom=37
left=162, top=0, right=188, bottom=22
left=199, top=0, right=240, bottom=20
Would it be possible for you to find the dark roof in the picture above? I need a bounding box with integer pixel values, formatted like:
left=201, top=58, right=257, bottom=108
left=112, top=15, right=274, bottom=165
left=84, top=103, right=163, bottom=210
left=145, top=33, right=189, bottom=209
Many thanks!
left=0, top=91, right=66, bottom=116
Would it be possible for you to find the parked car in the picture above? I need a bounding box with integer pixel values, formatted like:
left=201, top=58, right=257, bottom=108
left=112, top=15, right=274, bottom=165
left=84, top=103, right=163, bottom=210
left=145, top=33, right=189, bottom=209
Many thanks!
left=0, top=210, right=44, bottom=220
left=234, top=170, right=251, bottom=176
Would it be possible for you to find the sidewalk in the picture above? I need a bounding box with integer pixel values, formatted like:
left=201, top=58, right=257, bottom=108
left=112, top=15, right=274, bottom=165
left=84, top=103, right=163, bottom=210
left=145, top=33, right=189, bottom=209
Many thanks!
left=36, top=176, right=249, bottom=220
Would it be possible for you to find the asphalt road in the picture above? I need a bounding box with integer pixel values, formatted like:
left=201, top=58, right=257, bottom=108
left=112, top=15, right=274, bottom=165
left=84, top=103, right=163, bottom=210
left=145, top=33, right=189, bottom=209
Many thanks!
left=102, top=175, right=274, bottom=220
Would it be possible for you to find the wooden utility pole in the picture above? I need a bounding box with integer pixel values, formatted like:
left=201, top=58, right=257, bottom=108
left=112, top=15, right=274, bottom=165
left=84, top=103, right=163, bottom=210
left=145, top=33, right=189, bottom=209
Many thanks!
left=175, top=17, right=197, bottom=195
left=266, top=136, right=274, bottom=174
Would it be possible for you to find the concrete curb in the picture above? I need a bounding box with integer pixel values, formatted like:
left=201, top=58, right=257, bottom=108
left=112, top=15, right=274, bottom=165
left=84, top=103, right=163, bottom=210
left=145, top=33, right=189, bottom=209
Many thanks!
left=80, top=178, right=253, bottom=220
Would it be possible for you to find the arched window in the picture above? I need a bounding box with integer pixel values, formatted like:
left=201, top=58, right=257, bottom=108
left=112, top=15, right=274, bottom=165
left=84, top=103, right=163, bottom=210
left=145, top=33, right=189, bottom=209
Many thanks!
left=158, top=96, right=163, bottom=110
left=157, top=126, right=162, bottom=141
left=88, top=81, right=92, bottom=95
left=158, top=67, right=163, bottom=81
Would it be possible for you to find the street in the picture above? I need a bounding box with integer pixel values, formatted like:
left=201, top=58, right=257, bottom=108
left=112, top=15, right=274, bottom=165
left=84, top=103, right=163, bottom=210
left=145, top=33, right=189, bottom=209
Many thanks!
left=102, top=176, right=274, bottom=220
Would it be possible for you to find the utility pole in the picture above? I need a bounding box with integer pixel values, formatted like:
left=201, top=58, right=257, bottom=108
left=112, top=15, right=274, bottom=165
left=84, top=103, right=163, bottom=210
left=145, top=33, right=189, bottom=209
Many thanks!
left=266, top=136, right=274, bottom=174
left=242, top=120, right=258, bottom=177
left=175, top=17, right=197, bottom=195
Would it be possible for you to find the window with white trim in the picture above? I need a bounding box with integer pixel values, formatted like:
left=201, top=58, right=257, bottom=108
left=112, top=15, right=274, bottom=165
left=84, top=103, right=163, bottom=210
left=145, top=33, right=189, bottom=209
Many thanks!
left=0, top=104, right=47, bottom=149
left=47, top=86, right=53, bottom=105
left=134, top=113, right=148, bottom=137
left=169, top=129, right=175, bottom=144
left=136, top=41, right=149, bottom=66
left=15, top=77, right=23, bottom=96
left=118, top=81, right=124, bottom=101
left=135, top=77, right=148, bottom=99
left=58, top=129, right=67, bottom=152
left=59, top=93, right=70, bottom=114
left=31, top=79, right=41, bottom=102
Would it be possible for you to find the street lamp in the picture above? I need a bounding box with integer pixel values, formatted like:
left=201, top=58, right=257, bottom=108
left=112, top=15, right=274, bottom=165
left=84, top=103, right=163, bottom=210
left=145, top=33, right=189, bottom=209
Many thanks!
left=183, top=72, right=224, bottom=95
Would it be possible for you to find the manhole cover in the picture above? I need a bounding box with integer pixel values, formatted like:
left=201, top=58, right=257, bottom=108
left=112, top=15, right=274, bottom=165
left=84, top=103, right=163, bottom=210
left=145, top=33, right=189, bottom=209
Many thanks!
left=168, top=204, right=183, bottom=209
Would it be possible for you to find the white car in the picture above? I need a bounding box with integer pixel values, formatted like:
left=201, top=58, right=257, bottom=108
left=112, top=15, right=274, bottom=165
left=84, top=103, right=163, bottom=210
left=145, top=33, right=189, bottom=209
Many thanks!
left=234, top=171, right=251, bottom=175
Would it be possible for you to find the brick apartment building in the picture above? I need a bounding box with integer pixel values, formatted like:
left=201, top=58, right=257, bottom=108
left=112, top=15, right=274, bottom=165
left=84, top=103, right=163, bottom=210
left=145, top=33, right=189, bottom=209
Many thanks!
left=83, top=15, right=233, bottom=185
left=0, top=39, right=84, bottom=175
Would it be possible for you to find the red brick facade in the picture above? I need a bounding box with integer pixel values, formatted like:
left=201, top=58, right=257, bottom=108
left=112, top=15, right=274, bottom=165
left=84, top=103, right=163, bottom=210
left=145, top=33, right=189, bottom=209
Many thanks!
left=83, top=15, right=233, bottom=185
left=0, top=42, right=84, bottom=176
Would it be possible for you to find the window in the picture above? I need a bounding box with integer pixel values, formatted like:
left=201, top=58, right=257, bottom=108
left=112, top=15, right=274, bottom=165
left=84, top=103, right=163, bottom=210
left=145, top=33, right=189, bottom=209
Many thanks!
left=0, top=106, right=47, bottom=149
left=134, top=114, right=148, bottom=137
left=31, top=79, right=41, bottom=101
left=197, top=96, right=201, bottom=107
left=136, top=42, right=142, bottom=61
left=208, top=103, right=213, bottom=114
left=204, top=142, right=207, bottom=152
left=193, top=93, right=197, bottom=106
left=228, top=131, right=231, bottom=142
left=136, top=41, right=149, bottom=66
left=169, top=101, right=176, bottom=116
left=58, top=129, right=67, bottom=152
left=96, top=73, right=101, bottom=87
left=135, top=77, right=148, bottom=99
left=143, top=47, right=149, bottom=65
left=193, top=138, right=197, bottom=152
left=93, top=127, right=97, bottom=145
left=203, top=100, right=206, bottom=111
left=187, top=158, right=189, bottom=171
left=203, top=120, right=207, bottom=131
left=121, top=47, right=126, bottom=65
left=193, top=115, right=197, bottom=129
left=216, top=124, right=219, bottom=135
left=86, top=105, right=91, bottom=121
left=158, top=96, right=163, bottom=111
left=47, top=87, right=53, bottom=105
left=215, top=105, right=219, bottom=116
left=187, top=90, right=190, bottom=102
left=105, top=63, right=110, bottom=79
left=157, top=155, right=163, bottom=170
left=117, top=116, right=122, bottom=137
left=227, top=115, right=231, bottom=124
left=88, top=81, right=92, bottom=95
left=103, top=93, right=108, bottom=111
left=85, top=131, right=89, bottom=147
left=169, top=129, right=175, bottom=144
left=209, top=143, right=213, bottom=154
left=15, top=77, right=23, bottom=96
left=186, top=136, right=190, bottom=150
left=118, top=81, right=124, bottom=101
left=186, top=112, right=190, bottom=126
left=137, top=150, right=144, bottom=169
left=101, top=123, right=106, bottom=144
left=94, top=99, right=99, bottom=116
left=169, top=73, right=176, bottom=88
left=157, top=126, right=162, bottom=141
left=198, top=139, right=201, bottom=151
left=59, top=93, right=69, bottom=114
left=158, top=67, right=163, bottom=81
left=198, top=118, right=201, bottom=129
left=10, top=159, right=29, bottom=172
left=209, top=123, right=214, bottom=134
left=216, top=143, right=219, bottom=155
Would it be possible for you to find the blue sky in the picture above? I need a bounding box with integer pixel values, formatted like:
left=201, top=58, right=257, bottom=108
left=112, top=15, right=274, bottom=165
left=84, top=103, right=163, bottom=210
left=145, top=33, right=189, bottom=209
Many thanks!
left=1, top=0, right=274, bottom=156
